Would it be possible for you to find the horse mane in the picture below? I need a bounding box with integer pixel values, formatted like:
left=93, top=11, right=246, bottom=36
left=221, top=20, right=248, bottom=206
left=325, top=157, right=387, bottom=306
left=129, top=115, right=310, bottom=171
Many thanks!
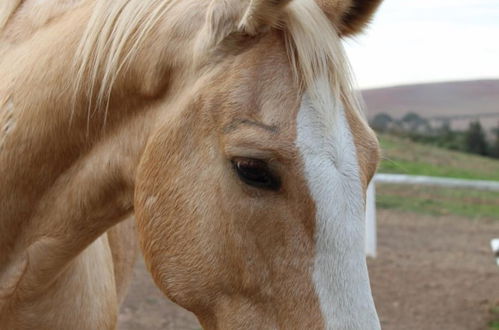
left=74, top=0, right=363, bottom=122
left=0, top=0, right=22, bottom=31
left=73, top=0, right=178, bottom=114
left=284, top=0, right=364, bottom=126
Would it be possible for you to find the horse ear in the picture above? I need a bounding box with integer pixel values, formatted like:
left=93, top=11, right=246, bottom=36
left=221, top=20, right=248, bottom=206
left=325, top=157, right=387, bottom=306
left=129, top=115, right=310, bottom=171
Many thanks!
left=316, top=0, right=383, bottom=37
left=200, top=0, right=291, bottom=49
left=238, top=0, right=292, bottom=35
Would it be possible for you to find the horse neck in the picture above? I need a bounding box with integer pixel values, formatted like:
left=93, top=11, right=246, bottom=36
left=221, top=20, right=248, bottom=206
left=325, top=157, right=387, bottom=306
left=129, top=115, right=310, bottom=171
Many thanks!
left=0, top=1, right=200, bottom=265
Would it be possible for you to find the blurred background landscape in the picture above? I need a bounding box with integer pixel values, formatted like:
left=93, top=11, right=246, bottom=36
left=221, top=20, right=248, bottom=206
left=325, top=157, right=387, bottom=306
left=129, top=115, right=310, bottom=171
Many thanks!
left=360, top=79, right=499, bottom=330
left=350, top=1, right=499, bottom=327
left=346, top=1, right=499, bottom=327
left=365, top=80, right=499, bottom=220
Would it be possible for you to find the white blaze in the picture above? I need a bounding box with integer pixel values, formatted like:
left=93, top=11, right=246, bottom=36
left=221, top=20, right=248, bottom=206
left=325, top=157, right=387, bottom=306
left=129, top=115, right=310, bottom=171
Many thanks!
left=296, top=92, right=380, bottom=329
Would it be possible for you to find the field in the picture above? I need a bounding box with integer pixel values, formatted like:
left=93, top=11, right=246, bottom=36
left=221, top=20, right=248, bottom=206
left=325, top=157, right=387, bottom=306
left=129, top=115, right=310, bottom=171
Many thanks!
left=118, top=135, right=499, bottom=329
left=375, top=135, right=499, bottom=329
left=378, top=134, right=499, bottom=220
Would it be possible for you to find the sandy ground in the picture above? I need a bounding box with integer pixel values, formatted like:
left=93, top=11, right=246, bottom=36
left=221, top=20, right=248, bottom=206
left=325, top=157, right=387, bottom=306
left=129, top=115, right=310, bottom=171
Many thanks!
left=118, top=210, right=499, bottom=330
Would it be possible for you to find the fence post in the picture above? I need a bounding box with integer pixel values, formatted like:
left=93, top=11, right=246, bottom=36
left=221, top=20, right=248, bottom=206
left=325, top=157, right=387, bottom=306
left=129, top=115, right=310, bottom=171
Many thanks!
left=365, top=181, right=377, bottom=258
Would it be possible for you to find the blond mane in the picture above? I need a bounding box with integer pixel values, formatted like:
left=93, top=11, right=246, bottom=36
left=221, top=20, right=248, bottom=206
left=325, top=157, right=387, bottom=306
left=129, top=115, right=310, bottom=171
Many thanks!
left=74, top=0, right=363, bottom=122
left=285, top=0, right=364, bottom=125
left=73, top=0, right=177, bottom=117
left=0, top=0, right=22, bottom=31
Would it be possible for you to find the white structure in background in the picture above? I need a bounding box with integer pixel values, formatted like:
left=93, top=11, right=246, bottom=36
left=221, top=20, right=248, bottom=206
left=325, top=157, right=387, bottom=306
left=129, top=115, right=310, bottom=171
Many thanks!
left=375, top=174, right=499, bottom=191
left=491, top=239, right=499, bottom=267
left=365, top=173, right=499, bottom=258
left=365, top=182, right=377, bottom=257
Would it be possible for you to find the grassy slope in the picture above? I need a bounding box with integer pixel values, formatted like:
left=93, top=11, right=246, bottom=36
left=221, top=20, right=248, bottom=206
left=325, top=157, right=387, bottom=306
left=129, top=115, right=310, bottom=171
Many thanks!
left=379, top=134, right=499, bottom=181
left=376, top=134, right=499, bottom=220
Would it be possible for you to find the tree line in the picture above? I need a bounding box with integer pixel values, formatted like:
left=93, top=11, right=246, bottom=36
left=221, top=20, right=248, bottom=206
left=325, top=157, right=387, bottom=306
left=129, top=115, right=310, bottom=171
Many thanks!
left=370, top=112, right=499, bottom=159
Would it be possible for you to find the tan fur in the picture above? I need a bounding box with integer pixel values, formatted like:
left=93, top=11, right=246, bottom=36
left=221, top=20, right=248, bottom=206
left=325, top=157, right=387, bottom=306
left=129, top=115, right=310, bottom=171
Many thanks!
left=107, top=217, right=138, bottom=305
left=0, top=0, right=381, bottom=328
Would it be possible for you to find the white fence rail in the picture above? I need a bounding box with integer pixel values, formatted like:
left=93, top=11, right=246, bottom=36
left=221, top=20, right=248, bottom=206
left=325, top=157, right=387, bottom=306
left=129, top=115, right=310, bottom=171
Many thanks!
left=375, top=173, right=499, bottom=192
left=365, top=173, right=499, bottom=257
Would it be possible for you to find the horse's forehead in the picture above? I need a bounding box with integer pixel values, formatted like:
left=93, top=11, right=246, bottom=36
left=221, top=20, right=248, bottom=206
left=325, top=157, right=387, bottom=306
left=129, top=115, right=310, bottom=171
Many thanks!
left=211, top=35, right=300, bottom=128
left=230, top=32, right=297, bottom=101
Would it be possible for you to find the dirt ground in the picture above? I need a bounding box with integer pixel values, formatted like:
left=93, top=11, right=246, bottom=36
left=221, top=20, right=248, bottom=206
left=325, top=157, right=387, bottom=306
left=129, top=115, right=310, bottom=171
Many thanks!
left=118, top=210, right=499, bottom=330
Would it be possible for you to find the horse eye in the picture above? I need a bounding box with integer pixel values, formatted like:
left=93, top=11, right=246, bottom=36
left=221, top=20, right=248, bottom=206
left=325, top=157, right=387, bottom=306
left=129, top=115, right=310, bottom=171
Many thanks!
left=231, top=157, right=281, bottom=191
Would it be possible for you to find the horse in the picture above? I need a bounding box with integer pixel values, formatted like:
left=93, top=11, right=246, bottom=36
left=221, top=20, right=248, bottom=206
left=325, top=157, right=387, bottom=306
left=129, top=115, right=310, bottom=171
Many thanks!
left=0, top=0, right=383, bottom=328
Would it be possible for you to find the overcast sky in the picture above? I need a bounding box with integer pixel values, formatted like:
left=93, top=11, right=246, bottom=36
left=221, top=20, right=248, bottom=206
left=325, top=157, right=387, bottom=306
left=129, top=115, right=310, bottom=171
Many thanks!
left=344, top=0, right=499, bottom=89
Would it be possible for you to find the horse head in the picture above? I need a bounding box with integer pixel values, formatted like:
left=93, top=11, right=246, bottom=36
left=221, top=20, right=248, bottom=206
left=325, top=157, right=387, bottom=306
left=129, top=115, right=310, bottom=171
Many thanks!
left=129, top=0, right=382, bottom=328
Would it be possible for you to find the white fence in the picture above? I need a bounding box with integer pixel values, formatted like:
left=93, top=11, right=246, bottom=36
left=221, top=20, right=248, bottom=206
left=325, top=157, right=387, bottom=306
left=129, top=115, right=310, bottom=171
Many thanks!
left=365, top=173, right=499, bottom=257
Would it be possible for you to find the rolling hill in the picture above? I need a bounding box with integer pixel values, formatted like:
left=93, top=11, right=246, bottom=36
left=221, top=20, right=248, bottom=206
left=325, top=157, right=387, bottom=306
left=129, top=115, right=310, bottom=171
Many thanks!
left=362, top=80, right=499, bottom=130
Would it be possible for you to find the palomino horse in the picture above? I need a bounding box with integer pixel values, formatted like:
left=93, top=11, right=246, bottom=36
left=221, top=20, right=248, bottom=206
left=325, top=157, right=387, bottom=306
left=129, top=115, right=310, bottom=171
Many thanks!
left=0, top=0, right=383, bottom=328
